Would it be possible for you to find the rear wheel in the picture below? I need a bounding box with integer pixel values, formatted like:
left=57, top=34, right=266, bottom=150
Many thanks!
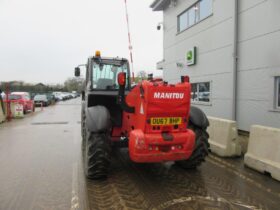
left=176, top=123, right=209, bottom=169
left=84, top=131, right=111, bottom=179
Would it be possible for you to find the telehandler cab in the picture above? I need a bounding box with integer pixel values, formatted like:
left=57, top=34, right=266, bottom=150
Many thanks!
left=75, top=51, right=209, bottom=179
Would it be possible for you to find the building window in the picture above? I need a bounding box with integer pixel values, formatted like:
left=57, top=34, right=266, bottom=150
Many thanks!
left=276, top=77, right=280, bottom=109
left=188, top=6, right=197, bottom=27
left=191, top=82, right=211, bottom=103
left=200, top=0, right=212, bottom=20
left=178, top=10, right=188, bottom=32
left=178, top=0, right=212, bottom=33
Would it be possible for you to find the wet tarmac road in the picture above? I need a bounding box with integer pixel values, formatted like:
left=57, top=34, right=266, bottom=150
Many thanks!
left=0, top=99, right=88, bottom=210
left=88, top=149, right=280, bottom=210
left=0, top=98, right=280, bottom=210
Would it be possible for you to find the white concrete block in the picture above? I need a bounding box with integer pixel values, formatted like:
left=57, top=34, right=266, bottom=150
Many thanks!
left=245, top=125, right=280, bottom=181
left=207, top=117, right=242, bottom=157
left=11, top=103, right=24, bottom=118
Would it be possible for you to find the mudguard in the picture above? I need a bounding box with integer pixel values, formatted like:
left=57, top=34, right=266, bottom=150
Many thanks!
left=189, top=106, right=209, bottom=129
left=86, top=106, right=111, bottom=132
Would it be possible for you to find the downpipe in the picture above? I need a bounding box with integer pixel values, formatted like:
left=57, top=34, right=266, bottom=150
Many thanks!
left=232, top=0, right=239, bottom=121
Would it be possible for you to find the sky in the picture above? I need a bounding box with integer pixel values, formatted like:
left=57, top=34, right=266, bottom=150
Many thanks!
left=0, top=0, right=163, bottom=84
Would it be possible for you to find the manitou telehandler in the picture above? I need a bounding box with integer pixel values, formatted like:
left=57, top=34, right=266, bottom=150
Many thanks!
left=75, top=51, right=209, bottom=179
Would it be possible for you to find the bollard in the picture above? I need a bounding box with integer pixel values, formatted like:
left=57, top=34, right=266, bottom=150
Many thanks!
left=6, top=100, right=12, bottom=121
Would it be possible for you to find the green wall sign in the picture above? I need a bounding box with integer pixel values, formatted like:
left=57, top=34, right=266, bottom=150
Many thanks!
left=186, top=47, right=197, bottom=66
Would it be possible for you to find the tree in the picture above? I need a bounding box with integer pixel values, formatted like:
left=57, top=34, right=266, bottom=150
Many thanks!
left=64, top=77, right=84, bottom=92
left=0, top=80, right=67, bottom=94
left=137, top=70, right=147, bottom=79
left=134, top=70, right=147, bottom=83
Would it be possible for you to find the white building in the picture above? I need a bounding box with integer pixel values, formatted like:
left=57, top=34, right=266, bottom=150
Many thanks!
left=151, top=0, right=280, bottom=131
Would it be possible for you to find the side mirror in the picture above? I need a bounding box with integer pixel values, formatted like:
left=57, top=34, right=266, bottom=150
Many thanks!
left=118, top=72, right=126, bottom=86
left=75, top=67, right=80, bottom=77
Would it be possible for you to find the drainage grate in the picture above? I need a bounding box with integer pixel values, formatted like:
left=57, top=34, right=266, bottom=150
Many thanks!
left=31, top=121, right=69, bottom=125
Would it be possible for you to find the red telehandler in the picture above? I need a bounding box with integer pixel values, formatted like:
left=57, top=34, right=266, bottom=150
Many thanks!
left=75, top=51, right=209, bottom=179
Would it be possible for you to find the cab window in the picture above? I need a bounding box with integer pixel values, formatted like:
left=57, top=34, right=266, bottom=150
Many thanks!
left=91, top=59, right=129, bottom=90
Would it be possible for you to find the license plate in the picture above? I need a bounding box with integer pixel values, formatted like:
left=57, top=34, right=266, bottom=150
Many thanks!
left=151, top=117, right=182, bottom=126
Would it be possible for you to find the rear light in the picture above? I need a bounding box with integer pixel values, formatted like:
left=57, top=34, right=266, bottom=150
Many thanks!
left=147, top=145, right=183, bottom=152
left=118, top=72, right=126, bottom=86
left=181, top=75, right=190, bottom=83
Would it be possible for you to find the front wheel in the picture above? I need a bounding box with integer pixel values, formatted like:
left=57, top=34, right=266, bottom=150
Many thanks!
left=176, top=123, right=209, bottom=169
left=84, top=131, right=111, bottom=179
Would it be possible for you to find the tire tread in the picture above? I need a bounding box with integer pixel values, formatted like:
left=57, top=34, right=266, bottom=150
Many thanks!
left=176, top=124, right=209, bottom=169
left=85, top=132, right=111, bottom=179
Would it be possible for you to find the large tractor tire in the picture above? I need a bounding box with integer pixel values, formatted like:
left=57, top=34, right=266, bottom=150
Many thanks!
left=84, top=131, right=111, bottom=179
left=176, top=123, right=209, bottom=169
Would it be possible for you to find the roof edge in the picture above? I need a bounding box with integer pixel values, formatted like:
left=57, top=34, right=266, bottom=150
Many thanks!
left=150, top=0, right=170, bottom=11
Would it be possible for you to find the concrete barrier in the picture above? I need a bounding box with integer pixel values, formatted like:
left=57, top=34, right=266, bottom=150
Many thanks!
left=245, top=125, right=280, bottom=181
left=207, top=117, right=242, bottom=157
left=11, top=103, right=24, bottom=118
left=0, top=101, right=24, bottom=121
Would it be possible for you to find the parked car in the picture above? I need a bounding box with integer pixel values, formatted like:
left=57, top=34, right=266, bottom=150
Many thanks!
left=71, top=91, right=80, bottom=98
left=53, top=92, right=63, bottom=101
left=33, top=94, right=50, bottom=107
left=63, top=92, right=72, bottom=100
left=52, top=91, right=77, bottom=101
left=46, top=94, right=56, bottom=104
left=4, top=92, right=35, bottom=114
